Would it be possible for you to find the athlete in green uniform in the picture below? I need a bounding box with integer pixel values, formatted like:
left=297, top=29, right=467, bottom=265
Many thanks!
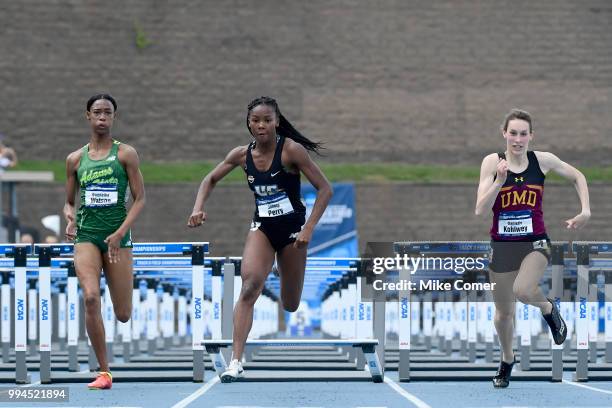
left=64, top=94, right=146, bottom=390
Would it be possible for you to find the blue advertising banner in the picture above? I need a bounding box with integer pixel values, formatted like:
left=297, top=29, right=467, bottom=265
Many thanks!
left=301, top=182, right=358, bottom=257
left=299, top=183, right=358, bottom=330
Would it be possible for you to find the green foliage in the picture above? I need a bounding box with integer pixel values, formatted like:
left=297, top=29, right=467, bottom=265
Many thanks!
left=134, top=21, right=152, bottom=50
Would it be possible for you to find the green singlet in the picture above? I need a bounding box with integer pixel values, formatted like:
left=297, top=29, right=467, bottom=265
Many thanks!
left=75, top=140, right=132, bottom=252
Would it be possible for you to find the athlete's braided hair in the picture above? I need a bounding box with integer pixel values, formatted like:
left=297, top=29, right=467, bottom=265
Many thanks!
left=246, top=96, right=323, bottom=155
left=87, top=94, right=117, bottom=112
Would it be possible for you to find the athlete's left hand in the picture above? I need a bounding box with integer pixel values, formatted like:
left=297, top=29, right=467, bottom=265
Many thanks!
left=294, top=227, right=313, bottom=249
left=104, top=232, right=122, bottom=263
left=565, top=212, right=590, bottom=229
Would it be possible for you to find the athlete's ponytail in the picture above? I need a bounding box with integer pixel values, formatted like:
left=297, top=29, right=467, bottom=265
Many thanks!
left=246, top=96, right=324, bottom=155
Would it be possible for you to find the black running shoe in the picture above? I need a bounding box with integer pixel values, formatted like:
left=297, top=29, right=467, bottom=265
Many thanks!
left=493, top=357, right=515, bottom=388
left=543, top=298, right=567, bottom=345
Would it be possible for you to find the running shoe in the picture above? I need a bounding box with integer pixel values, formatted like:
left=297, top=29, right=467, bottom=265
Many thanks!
left=88, top=371, right=112, bottom=390
left=492, top=357, right=515, bottom=388
left=220, top=359, right=244, bottom=383
left=543, top=298, right=567, bottom=345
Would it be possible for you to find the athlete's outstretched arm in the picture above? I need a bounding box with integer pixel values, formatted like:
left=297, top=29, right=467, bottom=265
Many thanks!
left=286, top=141, right=333, bottom=249
left=536, top=152, right=590, bottom=229
left=188, top=146, right=246, bottom=227
left=475, top=153, right=508, bottom=217
left=63, top=150, right=81, bottom=241
left=105, top=144, right=146, bottom=262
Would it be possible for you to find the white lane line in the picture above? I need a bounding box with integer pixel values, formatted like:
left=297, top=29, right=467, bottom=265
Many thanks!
left=21, top=380, right=41, bottom=387
left=383, top=376, right=431, bottom=408
left=170, top=376, right=220, bottom=408
left=562, top=379, right=612, bottom=395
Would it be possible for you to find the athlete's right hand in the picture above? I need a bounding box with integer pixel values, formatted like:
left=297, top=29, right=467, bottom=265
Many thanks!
left=65, top=221, right=77, bottom=241
left=496, top=159, right=508, bottom=184
left=188, top=211, right=207, bottom=227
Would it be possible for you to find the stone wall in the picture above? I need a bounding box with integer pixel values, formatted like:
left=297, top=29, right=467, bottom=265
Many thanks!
left=1, top=1, right=611, bottom=166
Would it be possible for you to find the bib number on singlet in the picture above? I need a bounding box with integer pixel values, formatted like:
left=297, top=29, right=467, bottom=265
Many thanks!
left=84, top=184, right=118, bottom=208
left=498, top=210, right=533, bottom=237
left=256, top=193, right=294, bottom=217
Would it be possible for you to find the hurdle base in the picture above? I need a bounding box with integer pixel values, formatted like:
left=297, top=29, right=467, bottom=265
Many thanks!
left=40, top=350, right=51, bottom=384
left=398, top=349, right=410, bottom=382
left=244, top=344, right=254, bottom=362
left=132, top=339, right=140, bottom=355
left=468, top=342, right=476, bottom=363
left=520, top=345, right=530, bottom=371
left=193, top=349, right=204, bottom=382
left=2, top=343, right=9, bottom=363
left=28, top=342, right=37, bottom=356
left=485, top=342, right=493, bottom=363
left=460, top=340, right=467, bottom=356
left=106, top=342, right=114, bottom=363
left=123, top=341, right=131, bottom=363
left=68, top=345, right=79, bottom=371
left=564, top=341, right=571, bottom=353
left=347, top=346, right=357, bottom=366
left=16, top=351, right=31, bottom=384
left=589, top=344, right=598, bottom=363
left=551, top=348, right=563, bottom=382
left=356, top=347, right=366, bottom=370
left=59, top=338, right=66, bottom=351
left=437, top=336, right=445, bottom=353
left=88, top=346, right=97, bottom=371
left=148, top=339, right=156, bottom=355
left=574, top=349, right=589, bottom=382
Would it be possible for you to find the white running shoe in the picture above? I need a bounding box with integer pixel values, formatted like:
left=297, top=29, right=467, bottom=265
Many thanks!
left=220, top=359, right=244, bottom=383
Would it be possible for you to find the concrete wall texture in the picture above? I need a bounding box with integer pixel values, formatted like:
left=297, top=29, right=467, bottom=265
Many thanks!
left=1, top=1, right=611, bottom=165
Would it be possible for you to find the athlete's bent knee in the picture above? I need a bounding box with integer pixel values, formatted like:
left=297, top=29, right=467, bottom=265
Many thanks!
left=494, top=309, right=514, bottom=323
left=115, top=309, right=131, bottom=323
left=240, top=280, right=263, bottom=305
left=84, top=294, right=100, bottom=314
left=282, top=300, right=299, bottom=313
left=512, top=286, right=537, bottom=304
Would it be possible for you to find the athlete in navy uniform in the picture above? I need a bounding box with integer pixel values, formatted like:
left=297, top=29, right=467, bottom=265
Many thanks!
left=475, top=109, right=591, bottom=388
left=188, top=96, right=332, bottom=382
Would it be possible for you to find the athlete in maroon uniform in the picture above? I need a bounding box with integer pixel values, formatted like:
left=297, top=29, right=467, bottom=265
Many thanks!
left=490, top=151, right=547, bottom=242
left=475, top=109, right=591, bottom=388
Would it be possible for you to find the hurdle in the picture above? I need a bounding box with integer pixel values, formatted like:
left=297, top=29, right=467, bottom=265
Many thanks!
left=26, top=242, right=210, bottom=383
left=202, top=256, right=384, bottom=382
left=572, top=241, right=612, bottom=381
left=392, top=241, right=570, bottom=382
left=550, top=244, right=564, bottom=381
left=1, top=270, right=10, bottom=364
left=1, top=244, right=33, bottom=383
left=203, top=339, right=383, bottom=382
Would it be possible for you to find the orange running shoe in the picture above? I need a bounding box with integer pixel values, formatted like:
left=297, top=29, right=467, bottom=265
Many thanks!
left=88, top=371, right=112, bottom=390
